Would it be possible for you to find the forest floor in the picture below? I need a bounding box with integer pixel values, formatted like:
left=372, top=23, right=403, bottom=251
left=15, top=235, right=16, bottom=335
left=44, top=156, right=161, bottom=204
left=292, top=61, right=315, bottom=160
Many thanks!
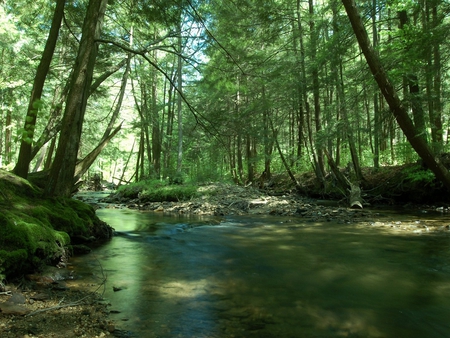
left=0, top=254, right=123, bottom=338
left=2, top=163, right=450, bottom=338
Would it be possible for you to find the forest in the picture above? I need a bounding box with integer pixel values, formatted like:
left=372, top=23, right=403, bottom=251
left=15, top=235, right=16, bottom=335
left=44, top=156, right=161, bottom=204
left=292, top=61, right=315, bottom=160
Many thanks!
left=3, top=1, right=450, bottom=335
left=1, top=0, right=450, bottom=199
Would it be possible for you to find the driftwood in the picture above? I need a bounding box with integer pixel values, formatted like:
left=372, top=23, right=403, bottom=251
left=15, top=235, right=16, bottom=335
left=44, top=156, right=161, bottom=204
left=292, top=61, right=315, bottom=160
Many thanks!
left=348, top=182, right=363, bottom=209
left=323, top=149, right=363, bottom=208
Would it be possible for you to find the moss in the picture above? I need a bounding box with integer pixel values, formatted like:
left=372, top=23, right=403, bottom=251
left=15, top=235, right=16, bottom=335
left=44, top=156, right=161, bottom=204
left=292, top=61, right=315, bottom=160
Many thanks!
left=0, top=209, right=71, bottom=277
left=0, top=169, right=39, bottom=199
left=0, top=249, right=28, bottom=278
left=140, top=185, right=198, bottom=202
left=0, top=170, right=112, bottom=279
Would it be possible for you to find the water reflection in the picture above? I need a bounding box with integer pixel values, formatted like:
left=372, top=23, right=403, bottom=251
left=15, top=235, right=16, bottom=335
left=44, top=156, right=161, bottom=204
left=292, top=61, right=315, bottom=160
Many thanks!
left=70, top=209, right=450, bottom=337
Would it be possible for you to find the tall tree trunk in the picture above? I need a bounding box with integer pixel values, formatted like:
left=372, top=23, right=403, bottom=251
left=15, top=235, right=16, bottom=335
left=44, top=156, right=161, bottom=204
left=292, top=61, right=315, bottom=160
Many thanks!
left=164, top=71, right=175, bottom=177
left=372, top=0, right=380, bottom=168
left=246, top=134, right=255, bottom=183
left=262, top=87, right=272, bottom=179
left=309, top=0, right=325, bottom=182
left=237, top=134, right=244, bottom=183
left=151, top=49, right=161, bottom=178
left=342, top=0, right=450, bottom=191
left=295, top=0, right=306, bottom=165
left=46, top=0, right=108, bottom=197
left=431, top=2, right=443, bottom=151
left=135, top=129, right=144, bottom=182
left=4, top=108, right=12, bottom=165
left=13, top=0, right=65, bottom=178
left=176, top=31, right=183, bottom=175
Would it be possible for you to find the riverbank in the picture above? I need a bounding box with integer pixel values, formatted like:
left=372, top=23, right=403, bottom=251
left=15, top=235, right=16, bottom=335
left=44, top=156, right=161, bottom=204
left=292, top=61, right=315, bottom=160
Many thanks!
left=0, top=277, right=114, bottom=338
left=0, top=170, right=117, bottom=337
left=97, top=180, right=450, bottom=234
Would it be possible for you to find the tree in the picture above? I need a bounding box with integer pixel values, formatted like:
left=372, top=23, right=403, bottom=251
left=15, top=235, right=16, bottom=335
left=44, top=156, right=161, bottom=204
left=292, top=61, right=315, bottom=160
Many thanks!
left=13, top=0, right=65, bottom=179
left=341, top=0, right=450, bottom=191
left=46, top=0, right=109, bottom=197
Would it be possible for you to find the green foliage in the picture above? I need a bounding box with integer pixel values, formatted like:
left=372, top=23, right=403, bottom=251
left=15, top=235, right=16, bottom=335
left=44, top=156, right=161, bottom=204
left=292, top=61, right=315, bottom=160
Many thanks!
left=117, top=179, right=198, bottom=202
left=117, top=179, right=163, bottom=199
left=140, top=185, right=198, bottom=202
left=402, top=164, right=436, bottom=184
left=0, top=249, right=28, bottom=279
left=31, top=99, right=44, bottom=111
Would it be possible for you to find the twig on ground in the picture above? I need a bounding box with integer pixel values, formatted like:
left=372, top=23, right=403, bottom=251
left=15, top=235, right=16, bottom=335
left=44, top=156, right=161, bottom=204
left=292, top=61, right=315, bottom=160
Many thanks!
left=26, top=254, right=107, bottom=317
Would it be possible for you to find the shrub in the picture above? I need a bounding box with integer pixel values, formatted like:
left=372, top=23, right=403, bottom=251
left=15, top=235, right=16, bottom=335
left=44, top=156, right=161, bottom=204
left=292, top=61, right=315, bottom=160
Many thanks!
left=402, top=164, right=435, bottom=184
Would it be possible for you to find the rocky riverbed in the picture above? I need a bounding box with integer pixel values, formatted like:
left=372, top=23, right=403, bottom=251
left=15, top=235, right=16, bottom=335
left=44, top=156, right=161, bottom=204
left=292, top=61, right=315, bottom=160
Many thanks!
left=98, top=183, right=450, bottom=233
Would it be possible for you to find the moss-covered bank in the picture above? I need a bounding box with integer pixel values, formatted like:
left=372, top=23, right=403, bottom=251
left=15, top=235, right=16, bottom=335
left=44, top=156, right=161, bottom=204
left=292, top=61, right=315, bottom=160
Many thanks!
left=0, top=169, right=113, bottom=279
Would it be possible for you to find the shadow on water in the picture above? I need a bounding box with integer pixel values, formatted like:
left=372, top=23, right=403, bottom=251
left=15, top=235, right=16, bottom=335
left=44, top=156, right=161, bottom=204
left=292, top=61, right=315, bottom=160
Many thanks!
left=70, top=209, right=450, bottom=337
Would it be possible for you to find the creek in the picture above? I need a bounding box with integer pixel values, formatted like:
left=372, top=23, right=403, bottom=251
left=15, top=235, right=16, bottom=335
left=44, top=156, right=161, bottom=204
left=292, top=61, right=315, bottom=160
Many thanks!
left=70, top=207, right=450, bottom=337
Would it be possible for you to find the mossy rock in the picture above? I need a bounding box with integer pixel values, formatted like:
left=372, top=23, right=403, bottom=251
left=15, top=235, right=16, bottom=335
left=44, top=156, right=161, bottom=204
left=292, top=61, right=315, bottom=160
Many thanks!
left=0, top=169, right=39, bottom=200
left=0, top=170, right=112, bottom=279
left=0, top=209, right=70, bottom=277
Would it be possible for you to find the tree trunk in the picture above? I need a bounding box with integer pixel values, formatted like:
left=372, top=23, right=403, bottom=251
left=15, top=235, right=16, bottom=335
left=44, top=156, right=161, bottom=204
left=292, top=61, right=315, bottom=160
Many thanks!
left=309, top=0, right=325, bottom=182
left=4, top=109, right=12, bottom=164
left=342, top=0, right=450, bottom=191
left=176, top=31, right=183, bottom=175
left=163, top=65, right=175, bottom=177
left=369, top=0, right=380, bottom=168
left=45, top=0, right=108, bottom=197
left=13, top=0, right=65, bottom=178
left=151, top=49, right=161, bottom=178
left=431, top=2, right=443, bottom=151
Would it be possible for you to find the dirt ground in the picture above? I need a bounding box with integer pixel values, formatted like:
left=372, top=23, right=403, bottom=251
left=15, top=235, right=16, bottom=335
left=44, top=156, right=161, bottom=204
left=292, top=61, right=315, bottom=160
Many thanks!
left=0, top=267, right=129, bottom=338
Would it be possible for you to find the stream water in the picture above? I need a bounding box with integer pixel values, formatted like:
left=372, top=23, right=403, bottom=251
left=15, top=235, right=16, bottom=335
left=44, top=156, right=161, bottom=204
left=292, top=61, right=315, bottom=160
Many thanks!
left=70, top=207, right=450, bottom=337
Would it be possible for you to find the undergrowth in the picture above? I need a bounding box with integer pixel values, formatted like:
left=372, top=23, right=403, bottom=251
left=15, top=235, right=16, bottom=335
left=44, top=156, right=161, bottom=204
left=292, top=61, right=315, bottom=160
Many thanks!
left=402, top=164, right=436, bottom=185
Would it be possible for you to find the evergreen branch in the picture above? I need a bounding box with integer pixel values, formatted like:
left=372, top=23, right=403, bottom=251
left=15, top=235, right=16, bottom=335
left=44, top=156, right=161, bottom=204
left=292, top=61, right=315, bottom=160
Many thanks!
left=184, top=0, right=247, bottom=76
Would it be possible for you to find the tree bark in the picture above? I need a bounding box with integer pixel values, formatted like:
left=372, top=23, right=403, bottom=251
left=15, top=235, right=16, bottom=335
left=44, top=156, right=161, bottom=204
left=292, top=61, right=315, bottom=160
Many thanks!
left=176, top=31, right=183, bottom=175
left=13, top=0, right=65, bottom=178
left=45, top=0, right=108, bottom=197
left=342, top=0, right=450, bottom=191
left=4, top=108, right=12, bottom=164
left=309, top=0, right=325, bottom=182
